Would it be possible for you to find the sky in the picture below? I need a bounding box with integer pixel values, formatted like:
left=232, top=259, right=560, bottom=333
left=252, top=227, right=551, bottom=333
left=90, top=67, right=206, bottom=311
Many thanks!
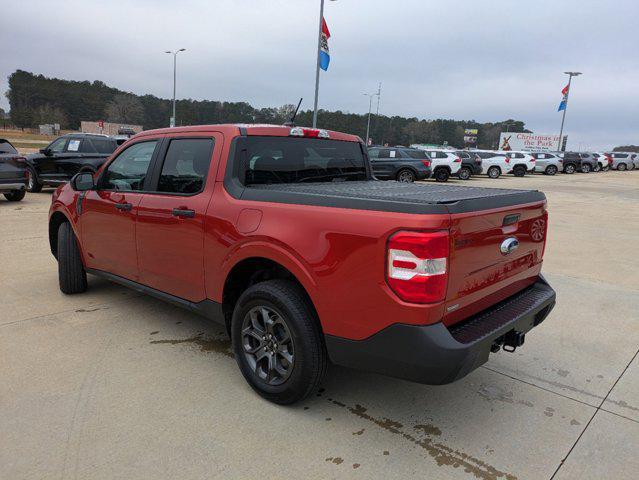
left=1, top=0, right=638, bottom=150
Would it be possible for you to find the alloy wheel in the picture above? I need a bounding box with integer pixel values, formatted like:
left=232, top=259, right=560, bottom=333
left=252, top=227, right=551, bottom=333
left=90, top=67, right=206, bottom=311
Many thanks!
left=241, top=306, right=295, bottom=386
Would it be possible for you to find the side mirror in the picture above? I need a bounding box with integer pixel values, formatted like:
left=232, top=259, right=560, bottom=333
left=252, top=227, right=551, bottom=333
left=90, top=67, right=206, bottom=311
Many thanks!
left=40, top=148, right=51, bottom=155
left=70, top=172, right=95, bottom=191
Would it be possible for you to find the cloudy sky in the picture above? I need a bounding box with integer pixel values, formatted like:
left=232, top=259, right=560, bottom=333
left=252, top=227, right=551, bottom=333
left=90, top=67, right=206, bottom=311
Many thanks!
left=2, top=0, right=638, bottom=149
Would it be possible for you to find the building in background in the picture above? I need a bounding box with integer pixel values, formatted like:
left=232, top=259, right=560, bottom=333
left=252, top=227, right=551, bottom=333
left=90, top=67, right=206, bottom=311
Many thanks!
left=81, top=121, right=143, bottom=136
left=499, top=132, right=567, bottom=152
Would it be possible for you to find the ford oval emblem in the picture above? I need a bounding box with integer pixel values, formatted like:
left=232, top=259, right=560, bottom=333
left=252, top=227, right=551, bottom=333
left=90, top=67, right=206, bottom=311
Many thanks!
left=500, top=237, right=519, bottom=255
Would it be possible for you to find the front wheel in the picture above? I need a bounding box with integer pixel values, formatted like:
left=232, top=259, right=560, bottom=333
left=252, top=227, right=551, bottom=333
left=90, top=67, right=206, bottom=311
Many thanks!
left=396, top=169, right=416, bottom=183
left=618, top=163, right=627, bottom=171
left=57, top=222, right=88, bottom=294
left=26, top=167, right=43, bottom=193
left=581, top=163, right=591, bottom=173
left=564, top=163, right=576, bottom=174
left=487, top=166, right=501, bottom=179
left=545, top=165, right=558, bottom=175
left=4, top=190, right=26, bottom=202
left=594, top=163, right=602, bottom=172
left=458, top=167, right=472, bottom=180
left=232, top=279, right=327, bottom=405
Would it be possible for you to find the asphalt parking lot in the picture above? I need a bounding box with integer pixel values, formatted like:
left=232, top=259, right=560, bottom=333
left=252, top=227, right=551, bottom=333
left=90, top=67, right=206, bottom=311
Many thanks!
left=1, top=172, right=638, bottom=480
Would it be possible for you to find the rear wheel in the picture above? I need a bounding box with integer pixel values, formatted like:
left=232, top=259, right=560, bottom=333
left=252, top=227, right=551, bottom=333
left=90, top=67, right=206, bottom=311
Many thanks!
left=27, top=167, right=42, bottom=193
left=487, top=166, right=501, bottom=179
left=458, top=167, right=472, bottom=180
left=57, top=222, right=88, bottom=294
left=4, top=190, right=26, bottom=202
left=545, top=165, right=558, bottom=175
left=232, top=279, right=327, bottom=405
left=581, top=163, right=591, bottom=173
left=618, top=163, right=627, bottom=171
left=396, top=169, right=416, bottom=183
left=513, top=166, right=526, bottom=177
left=433, top=168, right=449, bottom=182
left=594, top=163, right=602, bottom=172
left=564, top=163, right=576, bottom=174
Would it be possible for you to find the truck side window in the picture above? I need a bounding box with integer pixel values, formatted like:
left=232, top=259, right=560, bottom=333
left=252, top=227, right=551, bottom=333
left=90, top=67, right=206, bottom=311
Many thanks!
left=90, top=138, right=118, bottom=154
left=79, top=139, right=97, bottom=153
left=102, top=141, right=158, bottom=191
left=157, top=138, right=214, bottom=194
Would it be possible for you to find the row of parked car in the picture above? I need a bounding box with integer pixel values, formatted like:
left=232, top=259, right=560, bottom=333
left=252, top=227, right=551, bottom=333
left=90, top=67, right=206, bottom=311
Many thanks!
left=1, top=132, right=638, bottom=202
left=369, top=145, right=639, bottom=182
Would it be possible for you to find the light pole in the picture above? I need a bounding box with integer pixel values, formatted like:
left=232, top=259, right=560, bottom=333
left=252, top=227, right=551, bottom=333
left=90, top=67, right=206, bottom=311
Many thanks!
left=363, top=92, right=375, bottom=146
left=312, top=0, right=336, bottom=128
left=165, top=48, right=186, bottom=127
left=557, top=71, right=581, bottom=151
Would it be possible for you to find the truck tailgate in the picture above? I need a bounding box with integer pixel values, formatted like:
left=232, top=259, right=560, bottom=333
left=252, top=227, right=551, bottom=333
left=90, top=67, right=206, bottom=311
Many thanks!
left=443, top=202, right=547, bottom=326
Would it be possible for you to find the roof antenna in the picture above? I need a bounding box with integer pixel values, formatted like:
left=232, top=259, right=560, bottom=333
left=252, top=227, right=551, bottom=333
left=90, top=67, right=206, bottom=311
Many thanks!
left=283, top=98, right=303, bottom=127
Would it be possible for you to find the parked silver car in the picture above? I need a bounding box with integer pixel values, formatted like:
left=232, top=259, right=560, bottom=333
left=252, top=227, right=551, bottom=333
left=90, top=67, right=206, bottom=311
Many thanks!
left=531, top=152, right=563, bottom=175
left=609, top=152, right=635, bottom=171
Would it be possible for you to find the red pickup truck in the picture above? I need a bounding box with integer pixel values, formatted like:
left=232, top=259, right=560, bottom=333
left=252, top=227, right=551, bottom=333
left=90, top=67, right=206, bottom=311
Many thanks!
left=49, top=124, right=556, bottom=404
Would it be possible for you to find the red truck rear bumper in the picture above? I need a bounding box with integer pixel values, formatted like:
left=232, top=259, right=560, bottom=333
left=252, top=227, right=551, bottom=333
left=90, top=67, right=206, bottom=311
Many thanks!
left=325, top=275, right=556, bottom=385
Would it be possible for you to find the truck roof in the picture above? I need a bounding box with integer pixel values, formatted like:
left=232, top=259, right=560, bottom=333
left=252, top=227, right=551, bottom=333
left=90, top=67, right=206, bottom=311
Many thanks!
left=134, top=124, right=362, bottom=143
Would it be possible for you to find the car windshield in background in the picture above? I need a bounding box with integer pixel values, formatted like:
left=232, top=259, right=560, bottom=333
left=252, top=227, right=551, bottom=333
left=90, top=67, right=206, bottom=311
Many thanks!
left=241, top=137, right=367, bottom=185
left=0, top=140, right=18, bottom=154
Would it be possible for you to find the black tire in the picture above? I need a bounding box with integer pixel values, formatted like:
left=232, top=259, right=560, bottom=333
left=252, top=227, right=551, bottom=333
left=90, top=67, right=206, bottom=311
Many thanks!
left=434, top=168, right=449, bottom=182
left=594, top=163, right=602, bottom=172
left=231, top=279, right=327, bottom=405
left=458, top=166, right=472, bottom=180
left=581, top=163, right=591, bottom=173
left=396, top=168, right=416, bottom=183
left=57, top=222, right=88, bottom=294
left=545, top=165, right=558, bottom=176
left=564, top=163, right=576, bottom=174
left=618, top=163, right=627, bottom=171
left=4, top=190, right=26, bottom=201
left=487, top=166, right=501, bottom=179
left=513, top=166, right=526, bottom=177
left=27, top=167, right=43, bottom=193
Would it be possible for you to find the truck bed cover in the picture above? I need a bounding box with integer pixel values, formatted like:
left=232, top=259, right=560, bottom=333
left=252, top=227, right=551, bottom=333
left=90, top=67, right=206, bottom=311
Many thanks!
left=242, top=181, right=545, bottom=214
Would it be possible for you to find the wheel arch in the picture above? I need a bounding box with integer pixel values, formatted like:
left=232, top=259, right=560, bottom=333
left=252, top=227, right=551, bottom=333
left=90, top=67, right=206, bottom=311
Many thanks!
left=49, top=209, right=78, bottom=259
left=221, top=255, right=320, bottom=336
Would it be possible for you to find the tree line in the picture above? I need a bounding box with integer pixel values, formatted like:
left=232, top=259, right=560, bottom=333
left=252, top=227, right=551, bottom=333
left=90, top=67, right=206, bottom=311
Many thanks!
left=6, top=70, right=528, bottom=148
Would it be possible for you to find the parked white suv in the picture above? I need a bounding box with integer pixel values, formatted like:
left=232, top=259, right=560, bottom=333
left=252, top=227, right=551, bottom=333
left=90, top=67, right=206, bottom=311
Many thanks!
left=410, top=146, right=461, bottom=182
left=472, top=150, right=511, bottom=179
left=503, top=151, right=536, bottom=176
left=593, top=153, right=612, bottom=171
left=531, top=152, right=563, bottom=175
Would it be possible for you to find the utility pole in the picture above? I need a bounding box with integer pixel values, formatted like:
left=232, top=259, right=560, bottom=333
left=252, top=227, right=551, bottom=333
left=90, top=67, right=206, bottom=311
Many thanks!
left=557, top=71, right=581, bottom=151
left=165, top=49, right=186, bottom=127
left=364, top=93, right=374, bottom=147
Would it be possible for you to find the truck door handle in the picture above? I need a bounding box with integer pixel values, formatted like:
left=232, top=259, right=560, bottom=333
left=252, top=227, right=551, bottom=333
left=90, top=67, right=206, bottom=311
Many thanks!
left=172, top=208, right=195, bottom=218
left=115, top=202, right=132, bottom=211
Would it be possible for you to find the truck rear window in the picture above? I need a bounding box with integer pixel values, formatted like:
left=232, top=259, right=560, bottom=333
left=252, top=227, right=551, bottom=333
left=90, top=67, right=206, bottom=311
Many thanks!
left=240, top=137, right=367, bottom=185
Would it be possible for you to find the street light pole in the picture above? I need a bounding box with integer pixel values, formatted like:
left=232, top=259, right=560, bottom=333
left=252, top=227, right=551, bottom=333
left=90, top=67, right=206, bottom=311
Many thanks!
left=165, top=48, right=186, bottom=127
left=557, top=71, right=581, bottom=151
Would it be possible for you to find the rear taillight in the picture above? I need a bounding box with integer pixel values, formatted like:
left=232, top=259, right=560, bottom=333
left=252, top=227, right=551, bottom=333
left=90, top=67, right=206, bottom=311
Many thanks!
left=454, top=156, right=461, bottom=163
left=605, top=154, right=613, bottom=165
left=505, top=157, right=510, bottom=164
left=421, top=160, right=431, bottom=167
left=387, top=231, right=449, bottom=304
left=290, top=127, right=330, bottom=139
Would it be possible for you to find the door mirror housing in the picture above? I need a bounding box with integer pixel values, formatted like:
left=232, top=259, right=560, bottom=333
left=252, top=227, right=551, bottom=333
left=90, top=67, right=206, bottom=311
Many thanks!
left=40, top=148, right=51, bottom=156
left=71, top=172, right=95, bottom=191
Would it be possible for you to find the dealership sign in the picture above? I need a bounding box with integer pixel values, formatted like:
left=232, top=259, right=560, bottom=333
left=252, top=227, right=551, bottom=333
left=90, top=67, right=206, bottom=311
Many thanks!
left=464, top=128, right=478, bottom=147
left=499, top=133, right=567, bottom=152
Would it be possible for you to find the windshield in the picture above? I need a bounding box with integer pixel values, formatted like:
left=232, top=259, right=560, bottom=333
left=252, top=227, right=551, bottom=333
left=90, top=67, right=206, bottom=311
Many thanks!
left=0, top=140, right=18, bottom=154
left=240, top=137, right=368, bottom=185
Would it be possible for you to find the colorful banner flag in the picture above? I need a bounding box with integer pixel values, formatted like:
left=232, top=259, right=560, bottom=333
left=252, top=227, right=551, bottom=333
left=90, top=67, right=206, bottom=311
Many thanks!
left=558, top=84, right=569, bottom=111
left=319, top=17, right=331, bottom=71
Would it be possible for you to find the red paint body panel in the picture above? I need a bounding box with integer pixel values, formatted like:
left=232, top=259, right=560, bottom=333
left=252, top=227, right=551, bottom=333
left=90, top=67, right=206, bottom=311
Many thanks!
left=49, top=124, right=548, bottom=342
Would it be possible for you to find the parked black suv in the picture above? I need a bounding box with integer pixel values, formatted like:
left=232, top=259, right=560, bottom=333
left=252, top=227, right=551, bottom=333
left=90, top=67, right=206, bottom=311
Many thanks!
left=25, top=133, right=118, bottom=192
left=456, top=151, right=482, bottom=180
left=368, top=147, right=431, bottom=182
left=0, top=139, right=28, bottom=201
left=560, top=152, right=597, bottom=174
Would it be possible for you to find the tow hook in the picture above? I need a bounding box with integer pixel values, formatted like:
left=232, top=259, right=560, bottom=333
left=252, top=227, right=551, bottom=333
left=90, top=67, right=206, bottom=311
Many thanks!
left=502, top=330, right=525, bottom=352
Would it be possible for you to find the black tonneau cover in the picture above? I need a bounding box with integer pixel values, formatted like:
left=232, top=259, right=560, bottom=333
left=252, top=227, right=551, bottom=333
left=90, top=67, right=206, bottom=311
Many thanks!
left=241, top=181, right=545, bottom=215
